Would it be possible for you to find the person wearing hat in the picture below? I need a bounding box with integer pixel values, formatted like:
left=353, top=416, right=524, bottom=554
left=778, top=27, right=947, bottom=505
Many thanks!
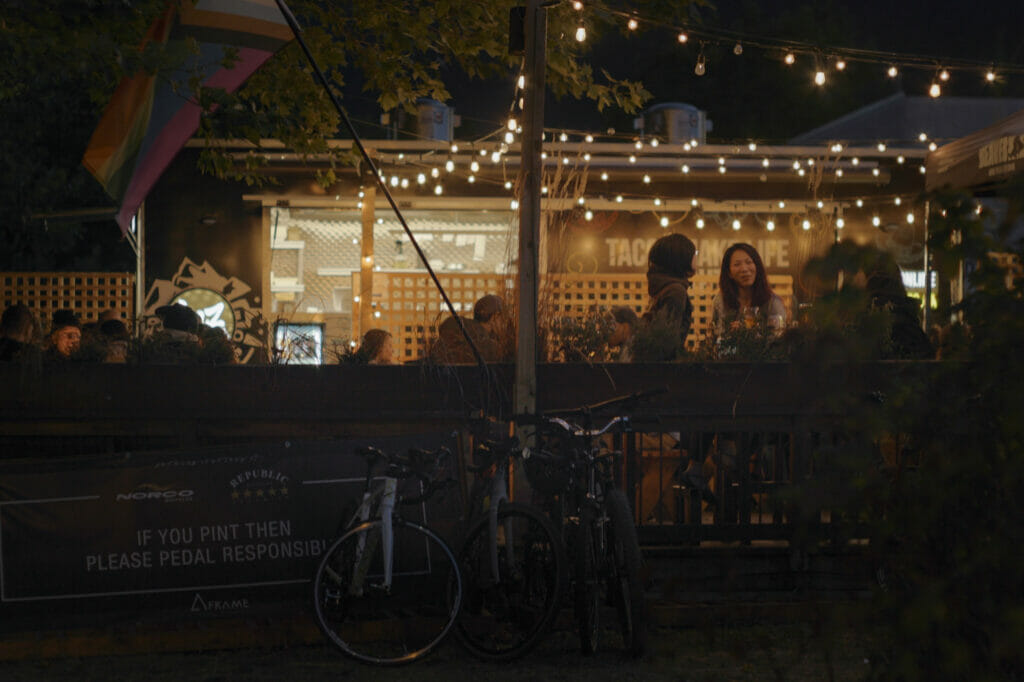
left=642, top=233, right=697, bottom=344
left=46, top=309, right=81, bottom=361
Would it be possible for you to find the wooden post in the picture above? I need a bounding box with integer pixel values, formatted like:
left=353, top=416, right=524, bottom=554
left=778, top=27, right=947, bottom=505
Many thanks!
left=359, top=185, right=376, bottom=340
left=515, top=0, right=546, bottom=422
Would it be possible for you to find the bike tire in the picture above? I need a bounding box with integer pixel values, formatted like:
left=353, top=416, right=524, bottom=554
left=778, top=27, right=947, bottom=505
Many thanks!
left=454, top=501, right=566, bottom=661
left=606, top=488, right=647, bottom=657
left=312, top=518, right=462, bottom=665
left=575, top=502, right=601, bottom=655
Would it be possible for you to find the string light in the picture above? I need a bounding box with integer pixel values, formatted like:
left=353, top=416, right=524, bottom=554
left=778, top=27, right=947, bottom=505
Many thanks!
left=887, top=65, right=899, bottom=78
left=802, top=219, right=811, bottom=230
left=766, top=220, right=775, bottom=231
left=814, top=68, right=826, bottom=86
left=695, top=49, right=707, bottom=76
left=627, top=17, right=638, bottom=31
left=784, top=52, right=796, bottom=65
left=677, top=32, right=688, bottom=44
left=835, top=58, right=847, bottom=71
left=733, top=42, right=743, bottom=55
left=939, top=69, right=951, bottom=81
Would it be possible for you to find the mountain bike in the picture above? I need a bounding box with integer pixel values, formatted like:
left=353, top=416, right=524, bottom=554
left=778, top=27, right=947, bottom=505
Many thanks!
left=311, top=445, right=462, bottom=665
left=525, top=390, right=662, bottom=658
left=453, top=433, right=567, bottom=661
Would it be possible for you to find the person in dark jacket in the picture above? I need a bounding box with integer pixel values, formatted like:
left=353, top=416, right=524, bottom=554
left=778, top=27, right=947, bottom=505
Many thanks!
left=0, top=303, right=40, bottom=361
left=642, top=233, right=697, bottom=350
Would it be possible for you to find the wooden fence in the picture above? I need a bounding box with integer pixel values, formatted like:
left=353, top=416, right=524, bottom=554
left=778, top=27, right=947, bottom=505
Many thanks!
left=1, top=361, right=929, bottom=548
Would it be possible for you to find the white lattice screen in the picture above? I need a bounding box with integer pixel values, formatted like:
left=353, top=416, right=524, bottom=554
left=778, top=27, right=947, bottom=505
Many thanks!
left=353, top=271, right=793, bottom=360
left=1, top=272, right=135, bottom=328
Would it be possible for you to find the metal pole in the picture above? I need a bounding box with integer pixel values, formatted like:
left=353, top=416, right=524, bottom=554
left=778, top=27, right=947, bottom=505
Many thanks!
left=923, top=199, right=931, bottom=329
left=515, top=0, right=546, bottom=421
left=135, top=202, right=146, bottom=327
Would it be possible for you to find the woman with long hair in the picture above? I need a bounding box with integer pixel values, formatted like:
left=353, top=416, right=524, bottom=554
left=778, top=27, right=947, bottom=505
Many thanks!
left=712, top=243, right=786, bottom=337
left=358, top=328, right=394, bottom=365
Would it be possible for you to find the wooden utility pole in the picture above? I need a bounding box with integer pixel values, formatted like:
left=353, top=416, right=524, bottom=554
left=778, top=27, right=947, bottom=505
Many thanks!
left=359, top=185, right=376, bottom=338
left=515, top=0, right=546, bottom=421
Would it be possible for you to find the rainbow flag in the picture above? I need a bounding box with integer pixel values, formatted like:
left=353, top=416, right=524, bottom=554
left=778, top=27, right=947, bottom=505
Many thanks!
left=83, top=0, right=292, bottom=232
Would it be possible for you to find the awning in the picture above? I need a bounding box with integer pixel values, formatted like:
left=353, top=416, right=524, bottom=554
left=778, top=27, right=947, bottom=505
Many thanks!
left=926, top=108, right=1024, bottom=191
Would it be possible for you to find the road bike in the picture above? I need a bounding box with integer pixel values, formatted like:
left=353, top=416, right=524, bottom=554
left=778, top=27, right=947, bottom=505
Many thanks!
left=453, top=432, right=567, bottom=661
left=311, top=445, right=462, bottom=665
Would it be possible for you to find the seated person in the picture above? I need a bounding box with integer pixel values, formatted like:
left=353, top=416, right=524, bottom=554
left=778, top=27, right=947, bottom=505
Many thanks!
left=428, top=294, right=507, bottom=364
left=607, top=306, right=638, bottom=362
left=98, top=319, right=131, bottom=363
left=0, top=303, right=40, bottom=361
left=142, top=304, right=203, bottom=363
left=712, top=242, right=787, bottom=338
left=357, top=328, right=395, bottom=365
left=45, top=309, right=82, bottom=362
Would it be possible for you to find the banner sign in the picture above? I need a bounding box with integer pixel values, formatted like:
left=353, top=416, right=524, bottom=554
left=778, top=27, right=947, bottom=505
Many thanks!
left=0, top=435, right=460, bottom=613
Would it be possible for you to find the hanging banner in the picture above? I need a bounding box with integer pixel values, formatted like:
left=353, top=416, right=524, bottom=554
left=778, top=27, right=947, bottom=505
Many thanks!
left=0, top=435, right=460, bottom=613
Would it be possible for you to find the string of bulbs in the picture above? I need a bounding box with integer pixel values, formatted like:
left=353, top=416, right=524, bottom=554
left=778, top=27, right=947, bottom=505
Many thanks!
left=568, top=1, right=1023, bottom=96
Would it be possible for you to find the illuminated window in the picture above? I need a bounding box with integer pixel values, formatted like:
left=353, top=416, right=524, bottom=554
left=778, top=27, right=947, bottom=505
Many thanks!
left=274, top=323, right=324, bottom=365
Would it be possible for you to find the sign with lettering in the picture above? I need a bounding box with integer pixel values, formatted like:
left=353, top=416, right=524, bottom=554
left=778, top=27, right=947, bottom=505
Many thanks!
left=547, top=211, right=799, bottom=278
left=0, top=436, right=458, bottom=613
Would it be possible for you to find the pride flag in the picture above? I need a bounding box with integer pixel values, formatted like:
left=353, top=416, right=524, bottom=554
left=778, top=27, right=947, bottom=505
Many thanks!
left=83, top=0, right=292, bottom=232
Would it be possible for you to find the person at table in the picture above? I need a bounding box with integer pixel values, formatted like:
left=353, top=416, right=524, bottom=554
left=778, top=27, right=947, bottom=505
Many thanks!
left=643, top=233, right=697, bottom=340
left=712, top=243, right=787, bottom=338
left=358, top=328, right=395, bottom=365
left=45, top=309, right=82, bottom=362
left=607, top=305, right=638, bottom=362
left=0, top=303, right=41, bottom=361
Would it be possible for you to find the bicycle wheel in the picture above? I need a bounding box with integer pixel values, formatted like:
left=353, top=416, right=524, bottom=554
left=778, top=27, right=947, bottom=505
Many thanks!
left=454, top=501, right=566, bottom=661
left=606, top=488, right=646, bottom=657
left=312, top=518, right=462, bottom=665
left=575, top=502, right=601, bottom=655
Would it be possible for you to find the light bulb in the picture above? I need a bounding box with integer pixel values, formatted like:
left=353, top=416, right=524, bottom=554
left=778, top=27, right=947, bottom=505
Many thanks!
left=416, top=173, right=426, bottom=184
left=887, top=65, right=898, bottom=78
left=939, top=69, right=950, bottom=81
left=748, top=142, right=757, bottom=151
left=517, top=75, right=525, bottom=89
left=507, top=117, right=517, bottom=131
left=918, top=132, right=927, bottom=142
left=906, top=213, right=915, bottom=224
left=575, top=25, right=586, bottom=42
left=445, top=159, right=454, bottom=172
left=615, top=195, right=623, bottom=203
left=986, top=69, right=996, bottom=82
left=585, top=210, right=593, bottom=221
left=767, top=220, right=775, bottom=231
left=677, top=32, right=688, bottom=44
left=600, top=172, right=608, bottom=181
left=572, top=1, right=583, bottom=9
left=732, top=219, right=741, bottom=230
left=872, top=216, right=881, bottom=227
left=643, top=174, right=651, bottom=183
left=877, top=143, right=887, bottom=152
left=762, top=158, right=770, bottom=167
left=434, top=184, right=443, bottom=195
left=660, top=216, right=669, bottom=227
left=627, top=18, right=638, bottom=30
left=784, top=52, right=795, bottom=65
left=681, top=164, right=690, bottom=173
left=450, top=144, right=459, bottom=153
left=836, top=218, right=845, bottom=229
left=653, top=197, right=662, bottom=206
left=733, top=42, right=743, bottom=55
left=431, top=167, right=440, bottom=178
left=560, top=132, right=569, bottom=142
left=696, top=218, right=705, bottom=229
left=694, top=53, right=706, bottom=76
left=504, top=131, right=514, bottom=144
left=929, top=81, right=942, bottom=97
left=467, top=175, right=476, bottom=183
left=835, top=58, right=847, bottom=71
left=470, top=160, right=480, bottom=172
left=802, top=219, right=811, bottom=230
left=511, top=199, right=519, bottom=209
left=585, top=134, right=594, bottom=143
left=814, top=70, right=826, bottom=86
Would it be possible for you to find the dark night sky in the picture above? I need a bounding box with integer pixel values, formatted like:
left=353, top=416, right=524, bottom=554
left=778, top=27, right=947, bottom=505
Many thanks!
left=370, top=0, right=1024, bottom=143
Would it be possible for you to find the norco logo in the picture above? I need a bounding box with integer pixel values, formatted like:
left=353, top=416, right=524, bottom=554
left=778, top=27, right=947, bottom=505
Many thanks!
left=116, top=489, right=195, bottom=502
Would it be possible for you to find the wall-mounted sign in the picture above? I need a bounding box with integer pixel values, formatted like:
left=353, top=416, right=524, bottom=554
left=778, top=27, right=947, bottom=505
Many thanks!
left=170, top=288, right=237, bottom=335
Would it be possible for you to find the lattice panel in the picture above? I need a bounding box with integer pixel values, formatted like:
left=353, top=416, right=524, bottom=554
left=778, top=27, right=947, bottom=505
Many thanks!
left=353, top=272, right=516, bottom=361
left=1, top=272, right=135, bottom=328
left=352, top=271, right=793, bottom=360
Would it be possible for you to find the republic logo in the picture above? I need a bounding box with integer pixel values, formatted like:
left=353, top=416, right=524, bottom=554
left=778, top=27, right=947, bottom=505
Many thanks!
left=228, top=468, right=290, bottom=503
